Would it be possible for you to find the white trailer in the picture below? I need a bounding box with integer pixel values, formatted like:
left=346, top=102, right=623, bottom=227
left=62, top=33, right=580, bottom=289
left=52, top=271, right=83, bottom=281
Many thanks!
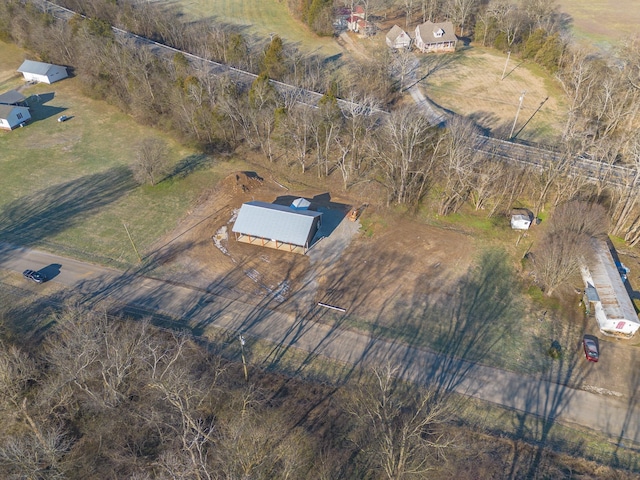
left=581, top=238, right=640, bottom=338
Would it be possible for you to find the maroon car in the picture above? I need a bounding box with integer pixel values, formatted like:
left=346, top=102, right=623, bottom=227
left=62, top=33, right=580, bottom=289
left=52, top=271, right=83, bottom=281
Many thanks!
left=582, top=335, right=599, bottom=362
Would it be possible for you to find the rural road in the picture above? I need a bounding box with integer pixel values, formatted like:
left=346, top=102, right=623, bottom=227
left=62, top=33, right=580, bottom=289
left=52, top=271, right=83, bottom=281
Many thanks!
left=1, top=242, right=639, bottom=447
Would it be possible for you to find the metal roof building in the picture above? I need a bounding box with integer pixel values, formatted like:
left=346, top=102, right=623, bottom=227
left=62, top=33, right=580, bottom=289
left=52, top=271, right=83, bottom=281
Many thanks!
left=232, top=201, right=322, bottom=254
left=0, top=90, right=27, bottom=106
left=581, top=238, right=639, bottom=338
left=17, top=60, right=68, bottom=84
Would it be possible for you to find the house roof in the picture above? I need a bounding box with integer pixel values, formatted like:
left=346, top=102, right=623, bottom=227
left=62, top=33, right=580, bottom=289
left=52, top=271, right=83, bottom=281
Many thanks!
left=584, top=238, right=639, bottom=325
left=416, top=21, right=457, bottom=44
left=386, top=25, right=408, bottom=42
left=291, top=197, right=311, bottom=210
left=17, top=59, right=60, bottom=76
left=0, top=90, right=26, bottom=105
left=232, top=201, right=322, bottom=247
left=0, top=104, right=28, bottom=119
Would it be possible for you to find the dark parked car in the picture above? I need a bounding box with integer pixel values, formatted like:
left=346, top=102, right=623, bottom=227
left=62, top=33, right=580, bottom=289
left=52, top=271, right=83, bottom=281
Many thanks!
left=23, top=269, right=46, bottom=284
left=582, top=335, right=599, bottom=362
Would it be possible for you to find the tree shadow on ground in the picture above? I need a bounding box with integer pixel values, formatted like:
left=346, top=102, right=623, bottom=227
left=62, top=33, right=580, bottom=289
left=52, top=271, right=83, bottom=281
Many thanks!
left=502, top=311, right=591, bottom=478
left=164, top=153, right=213, bottom=181
left=387, top=249, right=523, bottom=399
left=0, top=166, right=135, bottom=263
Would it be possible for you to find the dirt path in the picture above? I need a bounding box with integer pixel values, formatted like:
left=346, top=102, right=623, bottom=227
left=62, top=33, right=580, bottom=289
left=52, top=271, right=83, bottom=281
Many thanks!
left=337, top=32, right=369, bottom=60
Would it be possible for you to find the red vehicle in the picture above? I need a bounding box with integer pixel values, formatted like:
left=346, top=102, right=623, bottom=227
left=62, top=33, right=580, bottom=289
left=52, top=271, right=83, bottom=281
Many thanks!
left=582, top=335, right=599, bottom=362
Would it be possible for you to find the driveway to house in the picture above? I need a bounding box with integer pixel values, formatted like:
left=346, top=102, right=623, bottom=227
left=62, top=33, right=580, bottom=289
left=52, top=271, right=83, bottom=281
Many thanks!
left=1, top=241, right=639, bottom=446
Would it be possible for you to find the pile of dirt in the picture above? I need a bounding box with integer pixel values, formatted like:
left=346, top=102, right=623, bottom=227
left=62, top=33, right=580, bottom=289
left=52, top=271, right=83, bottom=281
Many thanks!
left=221, top=171, right=263, bottom=194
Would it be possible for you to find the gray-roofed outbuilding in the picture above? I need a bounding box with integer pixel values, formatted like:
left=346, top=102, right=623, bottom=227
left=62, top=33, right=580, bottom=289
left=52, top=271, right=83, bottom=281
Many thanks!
left=17, top=60, right=68, bottom=84
left=232, top=201, right=322, bottom=254
left=0, top=90, right=27, bottom=106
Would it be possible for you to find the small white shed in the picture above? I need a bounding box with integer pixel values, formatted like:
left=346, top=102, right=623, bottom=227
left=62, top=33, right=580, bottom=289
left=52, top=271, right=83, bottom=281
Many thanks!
left=511, top=213, right=532, bottom=230
left=0, top=105, right=31, bottom=130
left=17, top=60, right=68, bottom=84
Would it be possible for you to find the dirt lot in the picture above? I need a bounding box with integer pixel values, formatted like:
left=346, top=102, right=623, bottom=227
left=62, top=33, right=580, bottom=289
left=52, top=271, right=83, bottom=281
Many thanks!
left=146, top=168, right=476, bottom=322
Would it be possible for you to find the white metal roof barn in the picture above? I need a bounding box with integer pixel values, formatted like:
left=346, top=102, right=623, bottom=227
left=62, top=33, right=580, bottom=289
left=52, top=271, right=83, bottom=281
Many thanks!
left=232, top=201, right=322, bottom=254
left=17, top=59, right=68, bottom=84
left=581, top=238, right=640, bottom=338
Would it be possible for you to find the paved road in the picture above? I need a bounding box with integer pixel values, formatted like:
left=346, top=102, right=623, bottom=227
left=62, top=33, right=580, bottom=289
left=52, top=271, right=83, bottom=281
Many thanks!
left=1, top=242, right=639, bottom=446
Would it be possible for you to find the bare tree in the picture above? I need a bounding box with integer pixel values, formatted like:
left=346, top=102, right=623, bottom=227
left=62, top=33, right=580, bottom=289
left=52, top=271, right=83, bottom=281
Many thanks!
left=0, top=343, right=37, bottom=414
left=131, top=138, right=170, bottom=186
left=436, top=116, right=481, bottom=215
left=375, top=105, right=438, bottom=205
left=347, top=364, right=452, bottom=479
left=334, top=90, right=381, bottom=188
left=44, top=307, right=153, bottom=410
left=280, top=104, right=314, bottom=173
left=419, top=0, right=443, bottom=22
left=0, top=418, right=70, bottom=480
left=444, top=0, right=479, bottom=37
left=533, top=200, right=606, bottom=296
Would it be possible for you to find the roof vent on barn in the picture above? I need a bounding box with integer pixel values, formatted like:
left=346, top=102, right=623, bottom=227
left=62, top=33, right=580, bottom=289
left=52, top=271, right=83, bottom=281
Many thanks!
left=291, top=198, right=311, bottom=210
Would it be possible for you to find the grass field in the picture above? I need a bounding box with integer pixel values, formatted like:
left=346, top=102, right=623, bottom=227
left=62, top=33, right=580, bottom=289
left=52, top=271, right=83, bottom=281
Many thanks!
left=0, top=42, right=245, bottom=268
left=163, top=0, right=342, bottom=56
left=556, top=0, right=638, bottom=48
left=422, top=47, right=568, bottom=144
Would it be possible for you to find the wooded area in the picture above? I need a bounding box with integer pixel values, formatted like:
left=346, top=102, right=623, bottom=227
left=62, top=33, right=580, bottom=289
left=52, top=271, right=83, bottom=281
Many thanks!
left=0, top=304, right=636, bottom=479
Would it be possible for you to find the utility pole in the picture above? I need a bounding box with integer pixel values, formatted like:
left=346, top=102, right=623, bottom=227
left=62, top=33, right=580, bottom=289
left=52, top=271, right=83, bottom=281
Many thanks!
left=509, top=91, right=526, bottom=140
left=123, top=222, right=142, bottom=263
left=239, top=334, right=248, bottom=382
left=501, top=51, right=511, bottom=80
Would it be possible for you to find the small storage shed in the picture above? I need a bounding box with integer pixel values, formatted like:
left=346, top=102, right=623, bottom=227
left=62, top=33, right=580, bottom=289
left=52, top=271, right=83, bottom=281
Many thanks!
left=511, top=214, right=532, bottom=230
left=581, top=238, right=640, bottom=338
left=0, top=90, right=27, bottom=106
left=0, top=105, right=31, bottom=130
left=17, top=60, right=68, bottom=84
left=232, top=201, right=322, bottom=254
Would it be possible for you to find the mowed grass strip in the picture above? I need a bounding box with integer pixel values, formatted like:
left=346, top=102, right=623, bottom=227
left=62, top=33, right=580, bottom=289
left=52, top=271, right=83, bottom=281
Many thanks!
left=168, top=0, right=342, bottom=55
left=0, top=42, right=242, bottom=267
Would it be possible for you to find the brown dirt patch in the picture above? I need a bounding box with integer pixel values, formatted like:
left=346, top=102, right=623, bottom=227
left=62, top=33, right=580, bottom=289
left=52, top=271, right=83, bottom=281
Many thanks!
left=147, top=169, right=475, bottom=321
left=313, top=213, right=474, bottom=320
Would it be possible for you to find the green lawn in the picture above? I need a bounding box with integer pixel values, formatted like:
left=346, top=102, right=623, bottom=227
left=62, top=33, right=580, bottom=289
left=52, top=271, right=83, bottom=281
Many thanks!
left=0, top=42, right=243, bottom=268
left=167, top=0, right=342, bottom=55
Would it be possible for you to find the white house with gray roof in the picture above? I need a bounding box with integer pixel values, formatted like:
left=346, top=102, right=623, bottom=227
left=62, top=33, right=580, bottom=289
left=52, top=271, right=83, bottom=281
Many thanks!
left=17, top=60, right=68, bottom=84
left=386, top=25, right=412, bottom=49
left=0, top=105, right=31, bottom=130
left=414, top=21, right=457, bottom=53
left=232, top=201, right=322, bottom=254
